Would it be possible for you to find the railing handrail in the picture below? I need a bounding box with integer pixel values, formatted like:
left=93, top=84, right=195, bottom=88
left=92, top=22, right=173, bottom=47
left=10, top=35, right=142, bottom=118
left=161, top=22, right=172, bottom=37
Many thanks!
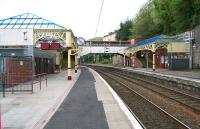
left=33, top=73, right=47, bottom=91
left=33, top=73, right=47, bottom=77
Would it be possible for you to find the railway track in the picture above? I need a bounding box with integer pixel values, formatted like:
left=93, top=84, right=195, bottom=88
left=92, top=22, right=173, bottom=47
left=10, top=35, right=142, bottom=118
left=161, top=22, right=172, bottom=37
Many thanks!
left=92, top=67, right=191, bottom=129
left=107, top=68, right=200, bottom=114
left=88, top=67, right=200, bottom=129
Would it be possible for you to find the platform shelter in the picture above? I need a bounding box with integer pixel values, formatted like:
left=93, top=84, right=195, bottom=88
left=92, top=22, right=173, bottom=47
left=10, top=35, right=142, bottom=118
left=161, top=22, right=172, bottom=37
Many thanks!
left=125, top=35, right=189, bottom=70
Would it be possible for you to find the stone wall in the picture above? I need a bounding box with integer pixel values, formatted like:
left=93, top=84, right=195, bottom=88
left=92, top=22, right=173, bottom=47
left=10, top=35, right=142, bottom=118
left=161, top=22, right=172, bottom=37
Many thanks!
left=193, top=46, right=200, bottom=67
left=193, top=24, right=200, bottom=68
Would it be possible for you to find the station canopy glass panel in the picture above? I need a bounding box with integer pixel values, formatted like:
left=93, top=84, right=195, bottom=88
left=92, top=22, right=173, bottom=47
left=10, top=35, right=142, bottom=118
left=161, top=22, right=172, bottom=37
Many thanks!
left=0, top=13, right=65, bottom=29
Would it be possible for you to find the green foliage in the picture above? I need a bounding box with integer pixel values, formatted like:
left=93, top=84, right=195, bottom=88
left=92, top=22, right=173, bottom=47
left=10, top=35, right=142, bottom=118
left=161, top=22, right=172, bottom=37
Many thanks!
left=130, top=0, right=200, bottom=38
left=131, top=1, right=161, bottom=38
left=101, top=59, right=110, bottom=64
left=116, top=19, right=133, bottom=41
left=90, top=37, right=103, bottom=41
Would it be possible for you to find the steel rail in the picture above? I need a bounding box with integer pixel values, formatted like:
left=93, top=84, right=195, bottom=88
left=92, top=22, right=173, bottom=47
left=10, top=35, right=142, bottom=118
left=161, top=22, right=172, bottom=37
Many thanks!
left=97, top=69, right=191, bottom=129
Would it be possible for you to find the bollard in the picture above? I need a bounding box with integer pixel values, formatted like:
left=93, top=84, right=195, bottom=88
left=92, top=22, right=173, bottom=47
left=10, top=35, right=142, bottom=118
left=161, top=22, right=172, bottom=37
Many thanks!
left=46, top=75, right=47, bottom=87
left=75, top=65, right=77, bottom=73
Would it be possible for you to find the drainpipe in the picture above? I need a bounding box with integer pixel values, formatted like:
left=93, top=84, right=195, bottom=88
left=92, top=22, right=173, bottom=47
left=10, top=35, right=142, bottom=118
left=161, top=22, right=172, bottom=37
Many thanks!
left=152, top=43, right=156, bottom=71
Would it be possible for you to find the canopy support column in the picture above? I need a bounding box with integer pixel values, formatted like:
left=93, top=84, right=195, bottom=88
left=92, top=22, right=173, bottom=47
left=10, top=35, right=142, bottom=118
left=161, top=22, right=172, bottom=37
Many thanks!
left=153, top=53, right=156, bottom=71
left=132, top=53, right=135, bottom=68
left=75, top=55, right=78, bottom=73
left=68, top=49, right=72, bottom=80
left=123, top=53, right=126, bottom=67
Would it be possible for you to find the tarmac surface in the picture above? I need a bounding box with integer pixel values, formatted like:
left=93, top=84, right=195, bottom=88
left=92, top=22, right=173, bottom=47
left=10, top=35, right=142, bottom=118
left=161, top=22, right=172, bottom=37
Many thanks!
left=44, top=67, right=109, bottom=129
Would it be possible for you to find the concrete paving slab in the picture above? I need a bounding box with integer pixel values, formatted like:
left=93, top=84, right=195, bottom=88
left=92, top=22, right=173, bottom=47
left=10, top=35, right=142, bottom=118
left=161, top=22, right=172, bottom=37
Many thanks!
left=0, top=70, right=80, bottom=129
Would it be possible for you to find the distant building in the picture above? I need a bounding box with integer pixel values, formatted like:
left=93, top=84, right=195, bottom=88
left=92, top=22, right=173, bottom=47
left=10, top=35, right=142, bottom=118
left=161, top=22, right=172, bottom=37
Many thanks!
left=130, top=38, right=144, bottom=45
left=103, top=31, right=117, bottom=41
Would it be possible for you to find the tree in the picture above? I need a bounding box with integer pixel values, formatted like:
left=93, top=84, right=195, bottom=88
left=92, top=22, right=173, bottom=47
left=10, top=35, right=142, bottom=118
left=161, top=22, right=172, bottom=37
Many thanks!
left=116, top=19, right=133, bottom=41
left=131, top=1, right=161, bottom=38
left=130, top=0, right=200, bottom=38
left=90, top=37, right=103, bottom=41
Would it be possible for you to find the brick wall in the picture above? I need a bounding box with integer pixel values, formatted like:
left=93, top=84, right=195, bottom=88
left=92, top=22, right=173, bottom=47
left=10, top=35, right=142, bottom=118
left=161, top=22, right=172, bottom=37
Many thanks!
left=193, top=47, right=200, bottom=67
left=5, top=59, right=32, bottom=86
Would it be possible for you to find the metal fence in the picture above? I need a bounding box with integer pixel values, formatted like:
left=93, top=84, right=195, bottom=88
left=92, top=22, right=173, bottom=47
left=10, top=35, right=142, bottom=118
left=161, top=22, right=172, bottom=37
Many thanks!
left=0, top=56, right=33, bottom=95
left=0, top=56, right=49, bottom=97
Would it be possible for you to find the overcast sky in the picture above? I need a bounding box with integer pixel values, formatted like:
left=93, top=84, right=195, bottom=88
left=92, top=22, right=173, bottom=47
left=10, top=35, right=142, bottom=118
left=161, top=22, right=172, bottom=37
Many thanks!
left=0, top=0, right=147, bottom=40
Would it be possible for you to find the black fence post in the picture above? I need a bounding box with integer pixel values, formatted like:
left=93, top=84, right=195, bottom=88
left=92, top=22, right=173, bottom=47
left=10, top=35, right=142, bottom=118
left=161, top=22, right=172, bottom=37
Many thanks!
left=2, top=73, right=5, bottom=97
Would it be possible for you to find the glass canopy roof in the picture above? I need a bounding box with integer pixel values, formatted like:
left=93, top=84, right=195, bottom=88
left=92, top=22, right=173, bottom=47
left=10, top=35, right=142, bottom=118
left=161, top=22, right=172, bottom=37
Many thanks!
left=0, top=13, right=65, bottom=29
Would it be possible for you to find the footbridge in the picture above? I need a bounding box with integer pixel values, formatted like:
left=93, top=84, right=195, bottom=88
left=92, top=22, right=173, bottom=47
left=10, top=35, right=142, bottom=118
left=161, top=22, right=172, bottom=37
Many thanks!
left=78, top=41, right=130, bottom=56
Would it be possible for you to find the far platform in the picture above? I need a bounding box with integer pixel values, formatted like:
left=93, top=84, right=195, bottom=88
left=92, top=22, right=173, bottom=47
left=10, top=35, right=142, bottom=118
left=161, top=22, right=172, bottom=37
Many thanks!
left=125, top=67, right=200, bottom=80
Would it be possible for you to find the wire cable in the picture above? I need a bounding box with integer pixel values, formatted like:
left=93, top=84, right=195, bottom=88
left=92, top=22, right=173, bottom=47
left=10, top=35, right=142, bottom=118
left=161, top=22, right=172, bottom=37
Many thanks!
left=94, top=0, right=105, bottom=37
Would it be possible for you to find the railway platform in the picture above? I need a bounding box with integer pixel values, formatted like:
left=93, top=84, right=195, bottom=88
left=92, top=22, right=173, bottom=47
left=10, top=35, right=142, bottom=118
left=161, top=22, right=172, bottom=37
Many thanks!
left=124, top=67, right=200, bottom=80
left=0, top=67, right=142, bottom=129
left=44, top=67, right=141, bottom=129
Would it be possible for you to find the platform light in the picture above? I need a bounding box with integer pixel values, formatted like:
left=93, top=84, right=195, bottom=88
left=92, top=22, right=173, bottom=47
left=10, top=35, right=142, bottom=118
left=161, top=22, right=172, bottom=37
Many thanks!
left=11, top=53, right=15, bottom=56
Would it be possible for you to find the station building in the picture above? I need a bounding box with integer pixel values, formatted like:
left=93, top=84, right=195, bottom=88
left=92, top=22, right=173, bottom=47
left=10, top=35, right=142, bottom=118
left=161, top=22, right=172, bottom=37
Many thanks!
left=0, top=13, right=78, bottom=88
left=125, top=35, right=189, bottom=70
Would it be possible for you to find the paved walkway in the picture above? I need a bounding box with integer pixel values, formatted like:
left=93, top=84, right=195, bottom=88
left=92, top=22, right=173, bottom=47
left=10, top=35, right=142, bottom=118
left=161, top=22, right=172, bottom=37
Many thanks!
left=0, top=70, right=80, bottom=129
left=44, top=67, right=109, bottom=129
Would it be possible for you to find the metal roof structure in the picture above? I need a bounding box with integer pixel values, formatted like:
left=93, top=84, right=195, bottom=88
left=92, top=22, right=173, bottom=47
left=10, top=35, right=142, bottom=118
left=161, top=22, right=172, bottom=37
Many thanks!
left=129, top=35, right=184, bottom=48
left=0, top=13, right=65, bottom=29
left=125, top=35, right=186, bottom=54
